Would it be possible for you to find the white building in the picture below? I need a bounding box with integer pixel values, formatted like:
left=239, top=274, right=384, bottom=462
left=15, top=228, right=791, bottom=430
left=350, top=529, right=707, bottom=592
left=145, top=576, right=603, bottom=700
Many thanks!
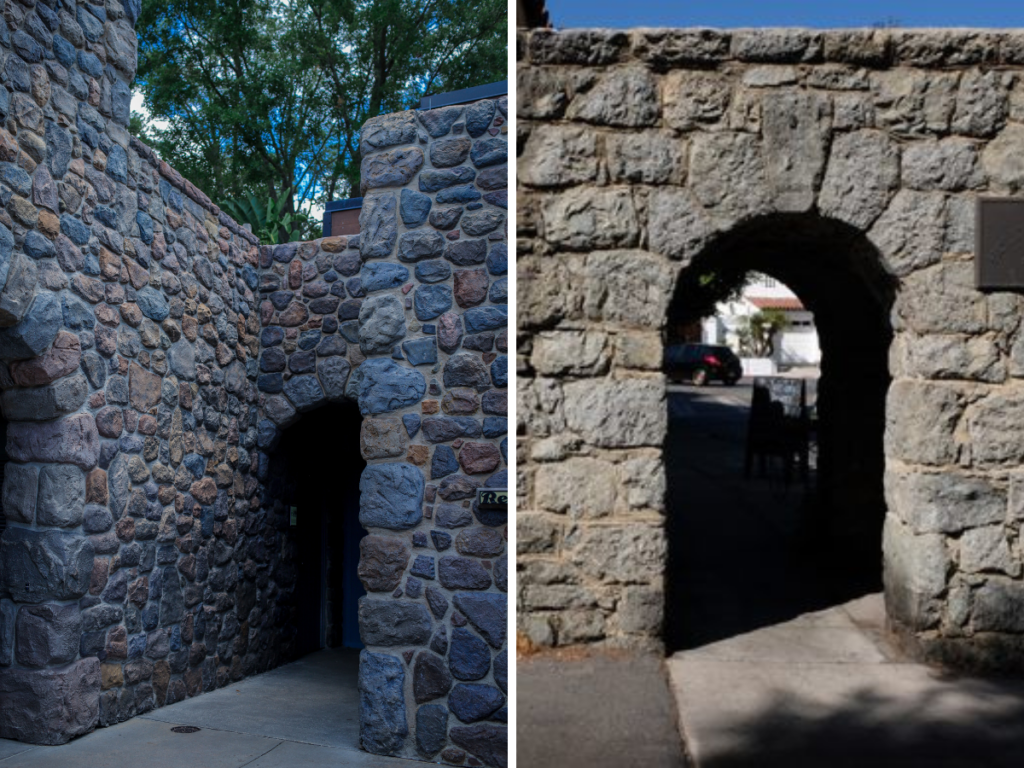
left=701, top=273, right=821, bottom=374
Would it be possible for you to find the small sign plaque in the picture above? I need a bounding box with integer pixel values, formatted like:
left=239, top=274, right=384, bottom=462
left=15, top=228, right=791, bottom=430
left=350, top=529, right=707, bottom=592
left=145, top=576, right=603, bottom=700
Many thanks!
left=476, top=489, right=508, bottom=511
left=976, top=198, right=1024, bottom=290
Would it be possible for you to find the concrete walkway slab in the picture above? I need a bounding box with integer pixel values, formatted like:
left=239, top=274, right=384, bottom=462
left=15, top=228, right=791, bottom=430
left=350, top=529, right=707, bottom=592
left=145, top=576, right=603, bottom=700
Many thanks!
left=0, top=649, right=410, bottom=768
left=668, top=596, right=1024, bottom=768
left=0, top=718, right=280, bottom=767
left=140, top=648, right=361, bottom=750
left=518, top=653, right=689, bottom=768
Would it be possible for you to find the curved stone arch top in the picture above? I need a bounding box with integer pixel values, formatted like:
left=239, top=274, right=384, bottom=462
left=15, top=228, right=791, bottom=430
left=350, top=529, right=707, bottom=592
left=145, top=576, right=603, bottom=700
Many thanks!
left=517, top=26, right=1024, bottom=671
left=0, top=3, right=509, bottom=764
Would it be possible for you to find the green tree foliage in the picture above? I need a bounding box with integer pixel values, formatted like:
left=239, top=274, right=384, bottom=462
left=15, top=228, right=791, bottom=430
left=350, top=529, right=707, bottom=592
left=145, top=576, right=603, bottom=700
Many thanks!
left=134, top=0, right=506, bottom=242
left=738, top=309, right=789, bottom=358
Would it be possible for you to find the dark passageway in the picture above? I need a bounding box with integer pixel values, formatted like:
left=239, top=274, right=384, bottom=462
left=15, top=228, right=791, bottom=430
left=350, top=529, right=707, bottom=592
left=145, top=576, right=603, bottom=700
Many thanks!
left=269, top=403, right=366, bottom=659
left=665, top=214, right=896, bottom=653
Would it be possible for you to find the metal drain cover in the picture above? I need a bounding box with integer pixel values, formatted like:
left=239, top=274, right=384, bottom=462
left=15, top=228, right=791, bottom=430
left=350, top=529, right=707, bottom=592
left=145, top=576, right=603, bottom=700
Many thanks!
left=171, top=726, right=201, bottom=734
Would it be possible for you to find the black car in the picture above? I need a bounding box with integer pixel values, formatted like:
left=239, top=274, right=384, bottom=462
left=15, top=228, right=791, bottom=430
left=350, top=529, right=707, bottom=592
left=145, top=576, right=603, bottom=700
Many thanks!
left=665, top=344, right=743, bottom=386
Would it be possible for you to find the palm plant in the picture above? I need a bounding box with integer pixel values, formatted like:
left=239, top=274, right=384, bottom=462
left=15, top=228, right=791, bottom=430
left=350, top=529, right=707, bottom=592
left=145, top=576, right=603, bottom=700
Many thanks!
left=221, top=186, right=311, bottom=245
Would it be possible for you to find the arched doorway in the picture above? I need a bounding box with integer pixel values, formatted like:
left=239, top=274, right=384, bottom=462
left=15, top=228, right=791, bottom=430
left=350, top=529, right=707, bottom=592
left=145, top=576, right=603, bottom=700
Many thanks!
left=664, top=213, right=896, bottom=651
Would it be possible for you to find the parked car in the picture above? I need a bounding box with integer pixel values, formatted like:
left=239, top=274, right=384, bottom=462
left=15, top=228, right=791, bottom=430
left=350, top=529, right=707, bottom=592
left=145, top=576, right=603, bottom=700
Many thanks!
left=665, top=344, right=743, bottom=386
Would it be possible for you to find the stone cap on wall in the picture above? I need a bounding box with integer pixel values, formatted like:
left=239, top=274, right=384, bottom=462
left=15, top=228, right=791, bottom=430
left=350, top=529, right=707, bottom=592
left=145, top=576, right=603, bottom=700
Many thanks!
left=517, top=27, right=1024, bottom=68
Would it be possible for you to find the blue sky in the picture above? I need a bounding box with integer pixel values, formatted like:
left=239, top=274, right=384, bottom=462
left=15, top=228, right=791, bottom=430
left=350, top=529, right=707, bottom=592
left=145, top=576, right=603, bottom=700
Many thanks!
left=548, top=0, right=1024, bottom=29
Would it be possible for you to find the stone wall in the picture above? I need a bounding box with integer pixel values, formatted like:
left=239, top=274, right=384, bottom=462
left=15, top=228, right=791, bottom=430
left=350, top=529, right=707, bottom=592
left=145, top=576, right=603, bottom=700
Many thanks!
left=0, top=1, right=509, bottom=765
left=517, top=26, right=1024, bottom=669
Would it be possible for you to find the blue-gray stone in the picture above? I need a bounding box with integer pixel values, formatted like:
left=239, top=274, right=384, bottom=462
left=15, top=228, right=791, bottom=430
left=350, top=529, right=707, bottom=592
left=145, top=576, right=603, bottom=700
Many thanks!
left=183, top=454, right=206, bottom=479
left=53, top=35, right=76, bottom=68
left=136, top=211, right=154, bottom=245
left=482, top=417, right=508, bottom=438
left=431, top=445, right=459, bottom=479
left=420, top=167, right=476, bottom=193
left=359, top=463, right=424, bottom=530
left=23, top=230, right=55, bottom=260
left=402, top=414, right=421, bottom=438
left=257, top=420, right=279, bottom=451
left=414, top=285, right=452, bottom=321
left=443, top=354, right=490, bottom=389
left=361, top=263, right=409, bottom=293
left=61, top=294, right=95, bottom=330
left=0, top=163, right=31, bottom=197
left=338, top=299, right=362, bottom=321
left=402, top=337, right=437, bottom=366
left=77, top=6, right=104, bottom=41
left=0, top=292, right=61, bottom=360
left=0, top=527, right=95, bottom=603
left=465, top=101, right=496, bottom=138
left=453, top=593, right=507, bottom=649
left=400, top=189, right=431, bottom=227
left=283, top=374, right=325, bottom=413
left=399, top=231, right=445, bottom=263
left=112, top=80, right=132, bottom=127
left=489, top=277, right=508, bottom=304
left=494, top=650, right=507, bottom=694
left=436, top=185, right=482, bottom=204
left=106, top=144, right=128, bottom=184
left=435, top=503, right=473, bottom=528
left=415, top=260, right=452, bottom=284
left=439, top=555, right=490, bottom=589
left=339, top=320, right=360, bottom=344
left=241, top=264, right=258, bottom=290
left=430, top=531, right=452, bottom=552
left=0, top=224, right=12, bottom=292
left=60, top=215, right=90, bottom=246
left=448, top=684, right=504, bottom=724
left=358, top=599, right=433, bottom=646
left=123, top=0, right=142, bottom=26
left=12, top=30, right=43, bottom=63
left=356, top=358, right=426, bottom=415
left=416, top=704, right=449, bottom=758
left=261, top=326, right=284, bottom=347
left=449, top=627, right=491, bottom=681
left=405, top=576, right=423, bottom=598
left=299, top=329, right=321, bottom=351
left=168, top=341, right=195, bottom=380
left=491, top=355, right=507, bottom=388
left=411, top=555, right=435, bottom=580
left=445, top=239, right=487, bottom=266
left=422, top=416, right=482, bottom=443
left=471, top=138, right=508, bottom=168
left=47, top=122, right=73, bottom=179
left=359, top=193, right=398, bottom=261
left=464, top=306, right=507, bottom=334
left=135, top=287, right=169, bottom=321
left=358, top=651, right=408, bottom=755
left=273, top=242, right=298, bottom=263
left=77, top=51, right=103, bottom=79
left=94, top=206, right=118, bottom=229
left=317, top=336, right=347, bottom=357
left=318, top=356, right=352, bottom=402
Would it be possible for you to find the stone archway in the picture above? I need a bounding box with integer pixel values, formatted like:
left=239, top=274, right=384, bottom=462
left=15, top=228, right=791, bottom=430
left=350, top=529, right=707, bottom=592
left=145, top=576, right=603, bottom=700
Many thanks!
left=663, top=212, right=895, bottom=651
left=518, top=25, right=1024, bottom=672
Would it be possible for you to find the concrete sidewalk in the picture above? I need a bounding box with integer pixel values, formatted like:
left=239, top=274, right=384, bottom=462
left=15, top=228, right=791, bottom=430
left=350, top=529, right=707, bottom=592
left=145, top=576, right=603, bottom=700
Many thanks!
left=668, top=594, right=1024, bottom=768
left=518, top=652, right=689, bottom=768
left=0, top=649, right=408, bottom=767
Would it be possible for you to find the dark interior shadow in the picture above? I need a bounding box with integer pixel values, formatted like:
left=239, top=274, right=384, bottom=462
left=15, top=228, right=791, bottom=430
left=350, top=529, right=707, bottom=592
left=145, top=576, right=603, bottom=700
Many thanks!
left=665, top=213, right=895, bottom=653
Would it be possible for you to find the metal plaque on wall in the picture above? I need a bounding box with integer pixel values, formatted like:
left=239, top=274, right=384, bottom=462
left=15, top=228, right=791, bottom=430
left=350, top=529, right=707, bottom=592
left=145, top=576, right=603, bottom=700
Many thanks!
left=977, top=198, right=1024, bottom=290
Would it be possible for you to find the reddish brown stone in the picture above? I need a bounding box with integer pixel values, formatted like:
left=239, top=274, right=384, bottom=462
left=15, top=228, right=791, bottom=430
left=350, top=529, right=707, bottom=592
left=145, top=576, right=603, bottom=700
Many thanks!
left=357, top=536, right=411, bottom=592
left=407, top=445, right=429, bottom=465
left=129, top=362, right=161, bottom=412
left=279, top=302, right=309, bottom=327
left=8, top=331, right=81, bottom=387
left=106, top=626, right=127, bottom=660
left=123, top=409, right=138, bottom=433
left=320, top=236, right=347, bottom=252
left=422, top=400, right=440, bottom=415
left=138, top=415, right=157, bottom=435
left=442, top=388, right=480, bottom=415
left=190, top=477, right=217, bottom=505
left=454, top=268, right=489, bottom=308
left=95, top=303, right=119, bottom=326
left=99, top=248, right=121, bottom=280
left=437, top=311, right=463, bottom=353
left=458, top=442, right=501, bottom=475
left=89, top=392, right=106, bottom=408
left=179, top=383, right=193, bottom=410
left=116, top=517, right=135, bottom=542
left=90, top=558, right=109, bottom=595
left=86, top=468, right=108, bottom=504
left=124, top=257, right=150, bottom=290
left=95, top=406, right=123, bottom=438
left=128, top=576, right=148, bottom=609
left=153, top=661, right=170, bottom=705
left=289, top=259, right=302, bottom=289
left=496, top=329, right=507, bottom=353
